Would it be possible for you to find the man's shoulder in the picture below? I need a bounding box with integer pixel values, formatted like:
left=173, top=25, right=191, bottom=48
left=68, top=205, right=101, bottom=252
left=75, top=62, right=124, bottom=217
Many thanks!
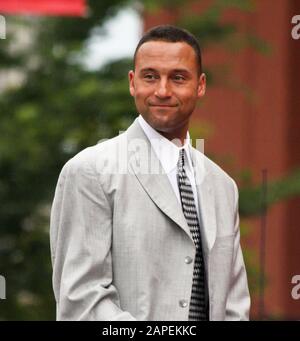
left=61, top=133, right=125, bottom=176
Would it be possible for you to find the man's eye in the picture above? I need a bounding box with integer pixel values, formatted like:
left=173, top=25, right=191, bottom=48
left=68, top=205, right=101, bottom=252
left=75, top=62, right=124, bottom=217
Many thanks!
left=173, top=75, right=185, bottom=81
left=144, top=74, right=156, bottom=80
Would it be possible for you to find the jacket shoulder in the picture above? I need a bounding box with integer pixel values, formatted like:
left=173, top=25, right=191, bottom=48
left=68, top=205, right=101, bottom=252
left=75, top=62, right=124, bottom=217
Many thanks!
left=62, top=133, right=125, bottom=175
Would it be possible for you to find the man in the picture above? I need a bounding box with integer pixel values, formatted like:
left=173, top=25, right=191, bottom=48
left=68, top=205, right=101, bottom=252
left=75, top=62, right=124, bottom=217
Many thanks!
left=50, top=25, right=250, bottom=321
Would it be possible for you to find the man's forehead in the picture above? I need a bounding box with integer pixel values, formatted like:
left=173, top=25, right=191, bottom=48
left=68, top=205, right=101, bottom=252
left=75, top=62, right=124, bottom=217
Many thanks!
left=139, top=66, right=191, bottom=75
left=135, top=41, right=197, bottom=70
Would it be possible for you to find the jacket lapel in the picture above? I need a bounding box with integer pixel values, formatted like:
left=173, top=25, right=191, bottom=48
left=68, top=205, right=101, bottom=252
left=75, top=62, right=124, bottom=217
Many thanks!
left=126, top=119, right=193, bottom=241
left=191, top=149, right=217, bottom=251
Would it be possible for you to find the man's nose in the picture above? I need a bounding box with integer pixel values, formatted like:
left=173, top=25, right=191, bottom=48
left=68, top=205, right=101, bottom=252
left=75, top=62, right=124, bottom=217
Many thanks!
left=154, top=79, right=172, bottom=98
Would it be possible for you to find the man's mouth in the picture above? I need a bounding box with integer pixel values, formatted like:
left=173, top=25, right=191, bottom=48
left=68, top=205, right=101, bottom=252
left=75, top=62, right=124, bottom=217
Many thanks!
left=149, top=104, right=177, bottom=107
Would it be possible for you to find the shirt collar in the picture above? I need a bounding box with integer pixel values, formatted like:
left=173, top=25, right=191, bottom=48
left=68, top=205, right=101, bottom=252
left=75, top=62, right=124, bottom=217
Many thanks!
left=138, top=114, right=194, bottom=174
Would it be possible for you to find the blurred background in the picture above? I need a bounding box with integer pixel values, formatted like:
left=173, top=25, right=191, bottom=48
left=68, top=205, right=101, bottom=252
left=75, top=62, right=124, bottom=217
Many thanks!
left=0, top=0, right=299, bottom=320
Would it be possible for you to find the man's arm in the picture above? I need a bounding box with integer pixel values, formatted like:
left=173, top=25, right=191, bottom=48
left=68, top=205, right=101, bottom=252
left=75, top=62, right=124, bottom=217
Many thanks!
left=225, top=179, right=251, bottom=320
left=50, top=155, right=136, bottom=321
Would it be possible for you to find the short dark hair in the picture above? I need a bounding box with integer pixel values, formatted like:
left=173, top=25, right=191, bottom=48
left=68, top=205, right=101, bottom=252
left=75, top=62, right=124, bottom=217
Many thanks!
left=133, top=25, right=202, bottom=74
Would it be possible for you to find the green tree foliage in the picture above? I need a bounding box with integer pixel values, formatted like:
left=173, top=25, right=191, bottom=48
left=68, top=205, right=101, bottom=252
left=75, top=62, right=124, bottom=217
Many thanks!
left=0, top=0, right=135, bottom=320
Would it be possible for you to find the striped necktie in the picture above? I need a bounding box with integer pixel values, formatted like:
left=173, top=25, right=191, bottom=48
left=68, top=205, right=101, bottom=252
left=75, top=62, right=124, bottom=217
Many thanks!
left=177, top=148, right=208, bottom=321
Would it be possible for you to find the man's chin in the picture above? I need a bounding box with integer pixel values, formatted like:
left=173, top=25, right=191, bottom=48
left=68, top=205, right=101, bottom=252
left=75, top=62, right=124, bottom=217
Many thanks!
left=148, top=110, right=177, bottom=124
left=140, top=110, right=182, bottom=131
left=147, top=117, right=174, bottom=132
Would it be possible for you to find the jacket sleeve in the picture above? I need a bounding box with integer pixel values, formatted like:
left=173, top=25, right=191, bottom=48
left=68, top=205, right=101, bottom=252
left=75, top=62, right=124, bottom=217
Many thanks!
left=225, top=179, right=251, bottom=320
left=50, top=156, right=136, bottom=321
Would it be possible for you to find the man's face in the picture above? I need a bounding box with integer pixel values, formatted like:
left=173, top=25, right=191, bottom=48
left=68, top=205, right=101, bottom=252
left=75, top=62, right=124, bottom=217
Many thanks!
left=129, top=40, right=206, bottom=137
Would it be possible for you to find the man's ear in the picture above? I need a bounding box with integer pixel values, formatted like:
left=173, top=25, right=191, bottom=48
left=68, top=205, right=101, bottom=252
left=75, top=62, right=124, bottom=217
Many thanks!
left=128, top=70, right=135, bottom=97
left=197, top=73, right=206, bottom=98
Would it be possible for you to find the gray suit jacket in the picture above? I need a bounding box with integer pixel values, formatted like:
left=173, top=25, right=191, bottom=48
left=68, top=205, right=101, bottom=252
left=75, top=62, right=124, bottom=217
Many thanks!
left=50, top=118, right=250, bottom=321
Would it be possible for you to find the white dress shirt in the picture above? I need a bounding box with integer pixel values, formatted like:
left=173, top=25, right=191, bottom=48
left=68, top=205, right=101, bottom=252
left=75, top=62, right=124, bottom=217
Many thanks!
left=138, top=115, right=200, bottom=220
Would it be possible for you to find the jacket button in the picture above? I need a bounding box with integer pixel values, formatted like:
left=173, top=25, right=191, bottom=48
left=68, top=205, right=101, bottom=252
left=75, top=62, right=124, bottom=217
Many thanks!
left=185, top=256, right=193, bottom=264
left=179, top=299, right=188, bottom=308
